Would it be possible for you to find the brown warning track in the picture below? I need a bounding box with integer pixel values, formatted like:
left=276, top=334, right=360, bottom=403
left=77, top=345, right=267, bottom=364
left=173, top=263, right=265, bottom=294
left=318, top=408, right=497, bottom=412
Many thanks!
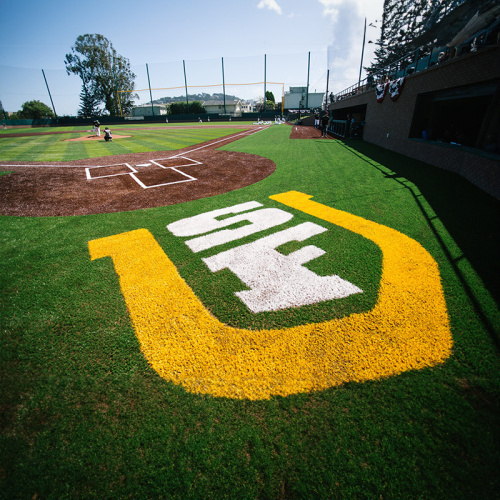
left=0, top=128, right=275, bottom=217
left=289, top=124, right=335, bottom=139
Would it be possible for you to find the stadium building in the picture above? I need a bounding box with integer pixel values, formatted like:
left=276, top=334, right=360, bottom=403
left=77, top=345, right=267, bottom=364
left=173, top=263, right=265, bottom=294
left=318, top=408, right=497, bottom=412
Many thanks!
left=327, top=0, right=500, bottom=199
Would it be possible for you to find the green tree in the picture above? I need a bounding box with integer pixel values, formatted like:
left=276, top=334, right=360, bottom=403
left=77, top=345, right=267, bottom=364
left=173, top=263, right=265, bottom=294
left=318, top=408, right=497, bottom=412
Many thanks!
left=265, top=91, right=275, bottom=103
left=65, top=34, right=137, bottom=116
left=168, top=101, right=205, bottom=115
left=368, top=0, right=466, bottom=75
left=256, top=96, right=275, bottom=112
left=17, top=100, right=54, bottom=119
left=78, top=81, right=102, bottom=117
left=0, top=100, right=7, bottom=120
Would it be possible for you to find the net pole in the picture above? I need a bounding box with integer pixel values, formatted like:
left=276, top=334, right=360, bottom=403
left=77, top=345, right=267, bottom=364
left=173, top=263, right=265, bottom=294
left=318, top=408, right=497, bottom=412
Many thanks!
left=111, top=57, right=122, bottom=117
left=358, top=18, right=367, bottom=88
left=222, top=57, right=226, bottom=115
left=146, top=63, right=155, bottom=116
left=183, top=60, right=189, bottom=114
left=264, top=54, right=267, bottom=111
left=41, top=69, right=57, bottom=118
left=325, top=69, right=330, bottom=111
left=306, top=52, right=310, bottom=109
left=117, top=92, right=123, bottom=117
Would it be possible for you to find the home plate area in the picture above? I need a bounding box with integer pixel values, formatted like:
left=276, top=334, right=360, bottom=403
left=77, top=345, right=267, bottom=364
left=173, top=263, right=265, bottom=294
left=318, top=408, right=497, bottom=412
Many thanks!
left=0, top=149, right=276, bottom=217
left=86, top=156, right=202, bottom=189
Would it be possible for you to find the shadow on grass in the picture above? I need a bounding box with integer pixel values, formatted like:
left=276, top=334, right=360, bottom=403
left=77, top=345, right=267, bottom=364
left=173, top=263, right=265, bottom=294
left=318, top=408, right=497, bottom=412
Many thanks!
left=337, top=139, right=500, bottom=348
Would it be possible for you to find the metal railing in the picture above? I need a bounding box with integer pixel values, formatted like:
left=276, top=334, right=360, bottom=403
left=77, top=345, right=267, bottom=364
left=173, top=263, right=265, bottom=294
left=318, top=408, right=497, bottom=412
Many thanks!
left=328, top=119, right=364, bottom=139
left=333, top=19, right=500, bottom=102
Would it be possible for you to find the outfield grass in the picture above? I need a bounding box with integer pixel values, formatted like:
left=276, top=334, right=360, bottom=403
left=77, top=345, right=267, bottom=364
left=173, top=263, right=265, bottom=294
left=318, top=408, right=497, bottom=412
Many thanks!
left=0, top=121, right=258, bottom=136
left=1, top=125, right=499, bottom=498
left=0, top=125, right=247, bottom=162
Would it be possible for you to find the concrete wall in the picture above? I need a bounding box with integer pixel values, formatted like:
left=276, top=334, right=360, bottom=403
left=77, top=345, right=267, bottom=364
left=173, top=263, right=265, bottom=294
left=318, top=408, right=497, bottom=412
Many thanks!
left=329, top=45, right=500, bottom=199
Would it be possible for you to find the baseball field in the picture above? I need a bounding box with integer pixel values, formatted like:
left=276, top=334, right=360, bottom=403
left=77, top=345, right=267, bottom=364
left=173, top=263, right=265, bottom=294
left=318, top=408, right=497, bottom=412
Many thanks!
left=1, top=122, right=499, bottom=498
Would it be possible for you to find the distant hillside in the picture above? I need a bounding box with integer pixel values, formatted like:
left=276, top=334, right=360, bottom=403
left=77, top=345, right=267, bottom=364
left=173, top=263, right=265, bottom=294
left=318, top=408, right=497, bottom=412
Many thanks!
left=152, top=93, right=246, bottom=105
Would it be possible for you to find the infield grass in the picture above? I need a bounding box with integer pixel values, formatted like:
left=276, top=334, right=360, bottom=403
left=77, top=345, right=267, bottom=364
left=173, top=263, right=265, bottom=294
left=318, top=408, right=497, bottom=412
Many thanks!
left=1, top=125, right=499, bottom=499
left=0, top=125, right=247, bottom=162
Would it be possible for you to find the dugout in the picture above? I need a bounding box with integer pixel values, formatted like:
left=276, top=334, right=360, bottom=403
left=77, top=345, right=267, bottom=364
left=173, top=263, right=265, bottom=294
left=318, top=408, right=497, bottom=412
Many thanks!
left=329, top=104, right=367, bottom=139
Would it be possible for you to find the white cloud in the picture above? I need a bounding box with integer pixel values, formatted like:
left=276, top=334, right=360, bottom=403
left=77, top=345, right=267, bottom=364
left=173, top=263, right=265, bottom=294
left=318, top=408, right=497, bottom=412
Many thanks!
left=320, top=0, right=385, bottom=93
left=257, top=0, right=282, bottom=15
left=319, top=0, right=382, bottom=22
left=318, top=0, right=343, bottom=23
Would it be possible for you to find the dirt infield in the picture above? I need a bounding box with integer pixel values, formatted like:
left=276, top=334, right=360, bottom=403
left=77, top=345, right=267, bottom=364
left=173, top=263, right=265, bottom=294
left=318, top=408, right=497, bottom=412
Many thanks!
left=0, top=125, right=326, bottom=217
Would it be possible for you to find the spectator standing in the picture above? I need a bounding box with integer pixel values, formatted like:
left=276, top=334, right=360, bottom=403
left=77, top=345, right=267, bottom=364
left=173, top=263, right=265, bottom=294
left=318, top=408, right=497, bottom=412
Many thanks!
left=321, top=113, right=329, bottom=138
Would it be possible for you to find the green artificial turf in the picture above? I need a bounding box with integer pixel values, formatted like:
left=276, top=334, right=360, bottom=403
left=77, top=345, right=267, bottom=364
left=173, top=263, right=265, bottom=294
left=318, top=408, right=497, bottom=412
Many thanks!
left=1, top=125, right=499, bottom=499
left=0, top=125, right=247, bottom=162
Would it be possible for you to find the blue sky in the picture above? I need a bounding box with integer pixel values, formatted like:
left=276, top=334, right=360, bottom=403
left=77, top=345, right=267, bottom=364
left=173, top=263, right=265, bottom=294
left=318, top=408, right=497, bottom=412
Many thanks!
left=0, top=0, right=383, bottom=115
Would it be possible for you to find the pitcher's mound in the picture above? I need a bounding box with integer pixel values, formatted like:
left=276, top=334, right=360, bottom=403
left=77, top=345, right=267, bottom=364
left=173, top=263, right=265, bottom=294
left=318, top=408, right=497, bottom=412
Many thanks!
left=64, top=134, right=131, bottom=142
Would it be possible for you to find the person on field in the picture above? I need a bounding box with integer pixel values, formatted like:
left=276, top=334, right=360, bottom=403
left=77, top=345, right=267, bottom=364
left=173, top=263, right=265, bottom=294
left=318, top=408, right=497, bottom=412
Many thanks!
left=104, top=127, right=112, bottom=141
left=93, top=120, right=100, bottom=137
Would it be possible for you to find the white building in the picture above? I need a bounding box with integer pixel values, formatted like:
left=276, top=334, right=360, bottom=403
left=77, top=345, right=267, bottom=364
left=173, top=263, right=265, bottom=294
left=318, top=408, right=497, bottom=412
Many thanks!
left=240, top=100, right=255, bottom=113
left=283, top=87, right=324, bottom=110
left=130, top=104, right=167, bottom=117
left=202, top=100, right=242, bottom=117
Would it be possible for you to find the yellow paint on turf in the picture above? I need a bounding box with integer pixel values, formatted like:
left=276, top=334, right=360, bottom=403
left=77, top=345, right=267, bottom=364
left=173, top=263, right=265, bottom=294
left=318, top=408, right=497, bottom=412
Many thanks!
left=89, top=191, right=452, bottom=400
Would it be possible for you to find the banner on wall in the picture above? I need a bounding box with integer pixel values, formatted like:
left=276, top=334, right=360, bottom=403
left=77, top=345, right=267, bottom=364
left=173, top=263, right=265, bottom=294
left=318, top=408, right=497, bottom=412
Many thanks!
left=389, top=77, right=405, bottom=101
left=376, top=82, right=388, bottom=103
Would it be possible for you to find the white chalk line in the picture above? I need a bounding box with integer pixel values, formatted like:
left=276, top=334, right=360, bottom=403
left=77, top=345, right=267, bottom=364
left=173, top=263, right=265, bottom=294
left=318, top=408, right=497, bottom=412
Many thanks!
left=169, top=126, right=268, bottom=158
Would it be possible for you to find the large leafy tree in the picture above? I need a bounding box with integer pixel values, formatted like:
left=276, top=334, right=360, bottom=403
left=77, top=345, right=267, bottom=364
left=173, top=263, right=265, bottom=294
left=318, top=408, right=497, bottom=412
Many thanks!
left=65, top=34, right=137, bottom=116
left=17, top=100, right=54, bottom=119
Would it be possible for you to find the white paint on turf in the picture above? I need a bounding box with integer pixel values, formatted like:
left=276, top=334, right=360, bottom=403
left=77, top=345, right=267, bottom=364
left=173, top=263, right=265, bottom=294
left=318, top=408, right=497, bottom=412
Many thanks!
left=202, top=221, right=363, bottom=313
